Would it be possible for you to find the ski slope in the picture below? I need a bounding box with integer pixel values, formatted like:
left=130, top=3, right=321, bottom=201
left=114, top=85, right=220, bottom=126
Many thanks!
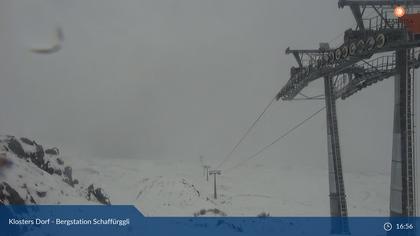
left=68, top=155, right=390, bottom=216
left=0, top=135, right=391, bottom=216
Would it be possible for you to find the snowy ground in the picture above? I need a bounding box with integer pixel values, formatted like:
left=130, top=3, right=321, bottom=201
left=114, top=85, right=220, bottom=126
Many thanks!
left=65, top=155, right=390, bottom=217
left=1, top=134, right=390, bottom=216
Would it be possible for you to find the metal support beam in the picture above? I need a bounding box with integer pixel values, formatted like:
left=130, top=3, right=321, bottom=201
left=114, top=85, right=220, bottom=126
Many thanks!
left=203, top=165, right=211, bottom=181
left=349, top=5, right=365, bottom=30
left=292, top=52, right=303, bottom=68
left=324, top=76, right=349, bottom=234
left=209, top=170, right=221, bottom=199
left=390, top=47, right=417, bottom=217
left=339, top=0, right=420, bottom=8
left=213, top=173, right=217, bottom=199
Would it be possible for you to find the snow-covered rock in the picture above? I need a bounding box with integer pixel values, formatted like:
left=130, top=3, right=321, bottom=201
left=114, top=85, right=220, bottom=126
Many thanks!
left=0, top=135, right=110, bottom=205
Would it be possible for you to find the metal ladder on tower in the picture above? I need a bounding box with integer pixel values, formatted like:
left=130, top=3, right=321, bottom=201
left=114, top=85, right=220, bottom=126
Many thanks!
left=330, top=94, right=348, bottom=216
left=325, top=75, right=349, bottom=234
left=406, top=51, right=416, bottom=216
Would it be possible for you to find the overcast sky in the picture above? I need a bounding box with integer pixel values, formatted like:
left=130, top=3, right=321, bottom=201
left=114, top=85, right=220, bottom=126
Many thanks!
left=0, top=0, right=419, bottom=174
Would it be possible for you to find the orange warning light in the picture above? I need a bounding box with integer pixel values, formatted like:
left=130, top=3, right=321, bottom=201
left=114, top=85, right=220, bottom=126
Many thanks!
left=394, top=5, right=406, bottom=18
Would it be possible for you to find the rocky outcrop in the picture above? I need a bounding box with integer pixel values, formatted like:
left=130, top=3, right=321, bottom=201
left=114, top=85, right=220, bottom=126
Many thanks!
left=193, top=208, right=227, bottom=217
left=87, top=184, right=111, bottom=205
left=0, top=135, right=111, bottom=205
left=2, top=136, right=78, bottom=187
left=20, top=137, right=34, bottom=146
left=63, top=166, right=78, bottom=187
left=0, top=182, right=25, bottom=205
left=6, top=137, right=26, bottom=158
left=6, top=136, right=45, bottom=169
left=45, top=147, right=59, bottom=155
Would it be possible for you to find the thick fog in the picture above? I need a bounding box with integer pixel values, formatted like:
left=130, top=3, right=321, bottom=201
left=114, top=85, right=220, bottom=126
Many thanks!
left=0, top=0, right=419, bottom=174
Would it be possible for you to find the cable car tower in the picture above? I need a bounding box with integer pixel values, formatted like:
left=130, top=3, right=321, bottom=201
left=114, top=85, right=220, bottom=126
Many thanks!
left=277, top=0, right=420, bottom=233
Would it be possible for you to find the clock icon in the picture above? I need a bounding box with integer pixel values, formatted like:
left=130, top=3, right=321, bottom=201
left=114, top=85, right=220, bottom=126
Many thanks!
left=384, top=222, right=393, bottom=232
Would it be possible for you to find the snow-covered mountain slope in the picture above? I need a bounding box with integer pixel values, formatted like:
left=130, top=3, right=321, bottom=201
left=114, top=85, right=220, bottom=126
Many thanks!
left=0, top=135, right=390, bottom=216
left=0, top=135, right=109, bottom=205
left=68, top=156, right=390, bottom=216
left=69, top=158, right=218, bottom=216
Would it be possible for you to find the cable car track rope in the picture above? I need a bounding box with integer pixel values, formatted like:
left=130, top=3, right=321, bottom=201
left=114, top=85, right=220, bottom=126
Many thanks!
left=223, top=106, right=326, bottom=173
left=214, top=20, right=360, bottom=172
left=216, top=96, right=277, bottom=169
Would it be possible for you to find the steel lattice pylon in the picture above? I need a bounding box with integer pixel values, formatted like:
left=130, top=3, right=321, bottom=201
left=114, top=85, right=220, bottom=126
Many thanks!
left=324, top=75, right=350, bottom=234
left=277, top=0, right=419, bottom=233
left=391, top=47, right=417, bottom=217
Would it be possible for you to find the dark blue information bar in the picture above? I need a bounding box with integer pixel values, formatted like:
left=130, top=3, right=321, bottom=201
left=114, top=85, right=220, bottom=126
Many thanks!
left=0, top=205, right=418, bottom=236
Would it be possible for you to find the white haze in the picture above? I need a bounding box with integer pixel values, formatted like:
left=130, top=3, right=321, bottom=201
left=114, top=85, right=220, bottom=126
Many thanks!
left=0, top=0, right=419, bottom=178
